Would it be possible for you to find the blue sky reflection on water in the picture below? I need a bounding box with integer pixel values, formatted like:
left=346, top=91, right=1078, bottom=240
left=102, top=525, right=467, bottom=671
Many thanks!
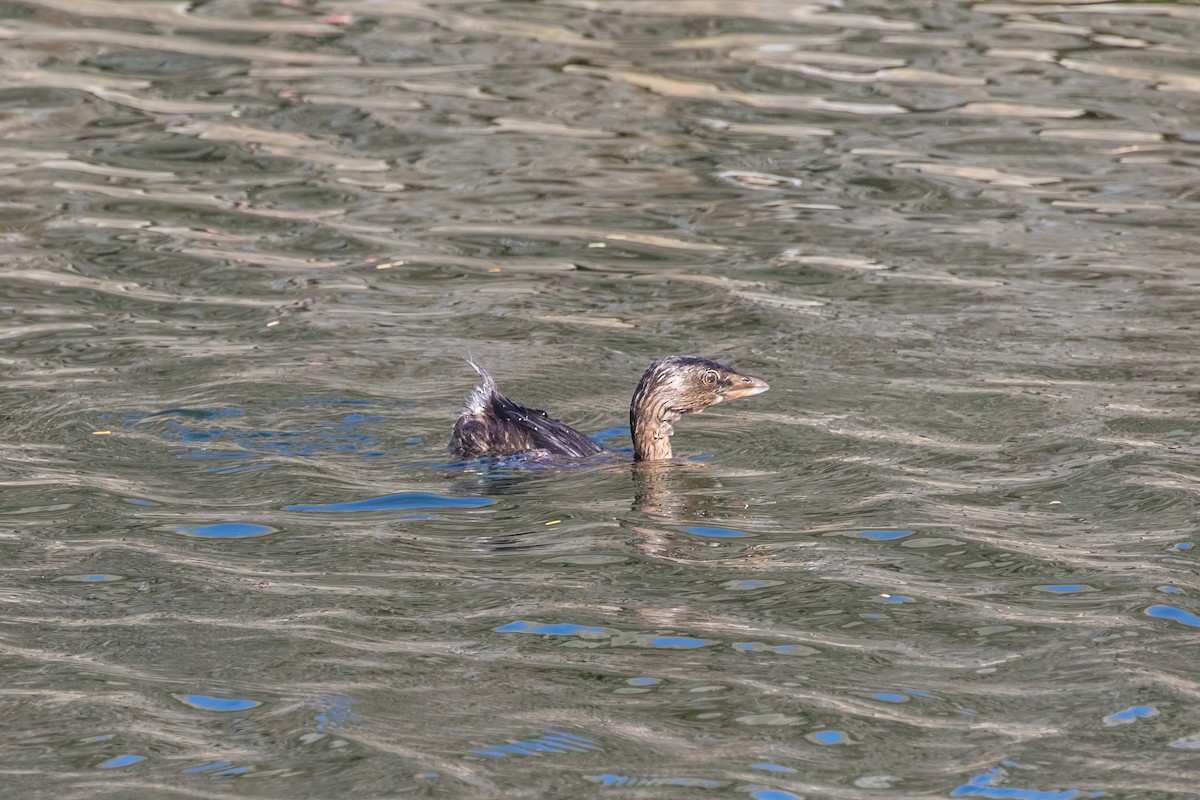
left=285, top=491, right=493, bottom=512
left=950, top=765, right=1101, bottom=800
left=174, top=522, right=273, bottom=538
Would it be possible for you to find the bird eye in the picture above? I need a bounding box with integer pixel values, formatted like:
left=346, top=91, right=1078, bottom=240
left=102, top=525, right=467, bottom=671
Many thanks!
left=702, top=370, right=718, bottom=385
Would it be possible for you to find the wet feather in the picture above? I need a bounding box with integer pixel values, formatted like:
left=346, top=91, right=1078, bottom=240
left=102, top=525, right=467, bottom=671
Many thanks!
left=452, top=361, right=602, bottom=459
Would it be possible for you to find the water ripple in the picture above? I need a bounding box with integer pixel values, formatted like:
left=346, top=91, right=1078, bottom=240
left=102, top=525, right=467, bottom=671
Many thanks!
left=2, top=0, right=1199, bottom=796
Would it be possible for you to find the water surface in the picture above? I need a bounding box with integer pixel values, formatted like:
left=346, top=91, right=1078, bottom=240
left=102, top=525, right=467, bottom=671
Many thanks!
left=2, top=1, right=1199, bottom=798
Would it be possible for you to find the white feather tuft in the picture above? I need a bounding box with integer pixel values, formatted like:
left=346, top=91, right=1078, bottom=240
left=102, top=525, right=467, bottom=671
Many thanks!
left=463, top=357, right=497, bottom=414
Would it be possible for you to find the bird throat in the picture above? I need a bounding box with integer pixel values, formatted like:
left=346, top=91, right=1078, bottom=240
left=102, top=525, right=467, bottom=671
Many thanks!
left=631, top=392, right=681, bottom=461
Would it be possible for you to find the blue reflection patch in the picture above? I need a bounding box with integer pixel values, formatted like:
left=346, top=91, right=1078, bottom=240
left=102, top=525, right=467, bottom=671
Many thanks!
left=751, top=763, right=794, bottom=773
left=1104, top=705, right=1156, bottom=725
left=649, top=636, right=709, bottom=649
left=680, top=526, right=748, bottom=538
left=472, top=729, right=599, bottom=758
left=495, top=621, right=606, bottom=635
left=1037, top=585, right=1091, bottom=594
left=313, top=696, right=358, bottom=733
left=809, top=730, right=845, bottom=745
left=733, top=642, right=810, bottom=655
left=177, top=694, right=261, bottom=711
left=592, top=426, right=629, bottom=446
left=99, top=754, right=144, bottom=769
left=951, top=766, right=1096, bottom=799
left=873, top=692, right=908, bottom=703
left=185, top=760, right=234, bottom=773
left=750, top=789, right=802, bottom=800
left=1145, top=605, right=1200, bottom=627
left=176, top=522, right=273, bottom=538
left=588, top=775, right=723, bottom=788
left=286, top=492, right=493, bottom=512
left=880, top=594, right=914, bottom=604
left=629, top=677, right=660, bottom=686
left=132, top=400, right=404, bottom=465
left=1170, top=732, right=1200, bottom=749
left=473, top=744, right=538, bottom=757
left=151, top=408, right=245, bottom=420
left=58, top=573, right=123, bottom=583
left=177, top=449, right=253, bottom=460
left=860, top=530, right=913, bottom=540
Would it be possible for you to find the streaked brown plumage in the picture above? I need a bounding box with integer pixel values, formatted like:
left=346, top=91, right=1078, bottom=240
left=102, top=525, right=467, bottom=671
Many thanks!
left=451, top=356, right=769, bottom=462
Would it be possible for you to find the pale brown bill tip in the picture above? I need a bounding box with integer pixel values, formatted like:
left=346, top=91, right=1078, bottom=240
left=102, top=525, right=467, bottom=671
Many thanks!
left=722, top=375, right=769, bottom=400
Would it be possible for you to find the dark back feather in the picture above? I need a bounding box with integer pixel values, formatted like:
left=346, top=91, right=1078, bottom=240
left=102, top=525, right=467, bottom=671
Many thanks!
left=450, top=362, right=602, bottom=459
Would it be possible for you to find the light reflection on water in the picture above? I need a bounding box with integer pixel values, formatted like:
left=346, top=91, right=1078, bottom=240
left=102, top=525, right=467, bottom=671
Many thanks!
left=1, top=0, right=1199, bottom=797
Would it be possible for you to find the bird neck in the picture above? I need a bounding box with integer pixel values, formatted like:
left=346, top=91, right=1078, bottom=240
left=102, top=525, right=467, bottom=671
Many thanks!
left=630, top=385, right=681, bottom=462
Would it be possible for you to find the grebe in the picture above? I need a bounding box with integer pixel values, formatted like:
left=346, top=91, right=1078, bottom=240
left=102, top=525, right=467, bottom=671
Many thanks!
left=451, top=356, right=769, bottom=462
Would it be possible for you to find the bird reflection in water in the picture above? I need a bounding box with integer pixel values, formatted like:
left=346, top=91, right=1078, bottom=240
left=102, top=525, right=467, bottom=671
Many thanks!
left=446, top=355, right=770, bottom=557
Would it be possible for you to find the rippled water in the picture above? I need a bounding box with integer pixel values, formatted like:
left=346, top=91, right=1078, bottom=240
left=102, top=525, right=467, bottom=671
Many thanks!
left=3, top=1, right=1200, bottom=797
